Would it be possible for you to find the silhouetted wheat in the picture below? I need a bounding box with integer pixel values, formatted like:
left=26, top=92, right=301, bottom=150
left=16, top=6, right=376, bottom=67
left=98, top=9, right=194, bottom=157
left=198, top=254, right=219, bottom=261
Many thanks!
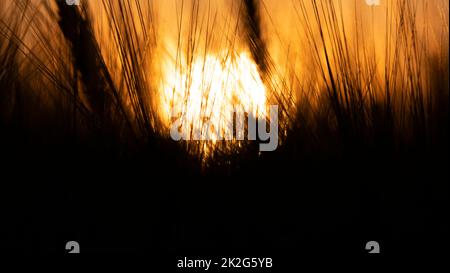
left=0, top=0, right=448, bottom=174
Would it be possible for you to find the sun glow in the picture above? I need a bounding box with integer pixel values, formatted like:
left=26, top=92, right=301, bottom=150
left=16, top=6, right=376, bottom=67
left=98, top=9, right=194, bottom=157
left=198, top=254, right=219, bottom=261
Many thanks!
left=160, top=52, right=267, bottom=154
left=158, top=51, right=268, bottom=155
